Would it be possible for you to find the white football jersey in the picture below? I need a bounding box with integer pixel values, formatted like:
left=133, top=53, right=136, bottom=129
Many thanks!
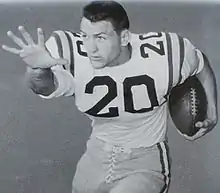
left=42, top=31, right=204, bottom=148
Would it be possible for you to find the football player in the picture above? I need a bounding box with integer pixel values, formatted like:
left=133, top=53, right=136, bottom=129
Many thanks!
left=2, top=1, right=218, bottom=193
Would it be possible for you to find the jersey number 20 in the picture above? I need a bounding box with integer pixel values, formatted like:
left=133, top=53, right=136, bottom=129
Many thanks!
left=85, top=75, right=159, bottom=117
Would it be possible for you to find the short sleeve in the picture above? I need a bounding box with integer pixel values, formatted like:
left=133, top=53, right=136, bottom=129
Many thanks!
left=168, top=32, right=205, bottom=87
left=39, top=31, right=75, bottom=99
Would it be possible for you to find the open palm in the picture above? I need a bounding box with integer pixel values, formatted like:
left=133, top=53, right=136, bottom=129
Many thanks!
left=2, top=26, right=67, bottom=69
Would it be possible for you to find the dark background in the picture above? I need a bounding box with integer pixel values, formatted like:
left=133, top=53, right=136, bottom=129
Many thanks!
left=0, top=2, right=219, bottom=193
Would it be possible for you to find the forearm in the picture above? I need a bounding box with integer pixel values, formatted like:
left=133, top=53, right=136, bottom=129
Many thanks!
left=25, top=66, right=57, bottom=96
left=196, top=54, right=218, bottom=118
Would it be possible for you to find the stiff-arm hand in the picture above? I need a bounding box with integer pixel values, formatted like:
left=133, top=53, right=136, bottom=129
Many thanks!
left=2, top=26, right=67, bottom=69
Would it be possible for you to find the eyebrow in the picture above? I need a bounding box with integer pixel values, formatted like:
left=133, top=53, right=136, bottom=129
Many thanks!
left=80, top=30, right=108, bottom=36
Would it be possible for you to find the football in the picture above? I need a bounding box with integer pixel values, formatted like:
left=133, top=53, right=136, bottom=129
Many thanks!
left=168, top=76, right=207, bottom=136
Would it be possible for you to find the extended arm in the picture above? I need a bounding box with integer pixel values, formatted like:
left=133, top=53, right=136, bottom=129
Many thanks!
left=2, top=26, right=74, bottom=98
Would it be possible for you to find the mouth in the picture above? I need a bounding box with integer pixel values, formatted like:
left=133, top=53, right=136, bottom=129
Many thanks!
left=90, top=55, right=101, bottom=59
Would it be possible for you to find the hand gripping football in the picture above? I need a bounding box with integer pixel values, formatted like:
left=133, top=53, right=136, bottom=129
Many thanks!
left=168, top=76, right=207, bottom=136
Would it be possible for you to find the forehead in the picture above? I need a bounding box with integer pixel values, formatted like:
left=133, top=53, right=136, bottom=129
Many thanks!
left=80, top=17, right=115, bottom=34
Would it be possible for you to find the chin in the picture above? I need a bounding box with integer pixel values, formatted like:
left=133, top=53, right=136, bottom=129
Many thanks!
left=90, top=60, right=106, bottom=69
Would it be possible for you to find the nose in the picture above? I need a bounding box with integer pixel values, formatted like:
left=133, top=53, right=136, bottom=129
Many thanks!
left=85, top=37, right=98, bottom=54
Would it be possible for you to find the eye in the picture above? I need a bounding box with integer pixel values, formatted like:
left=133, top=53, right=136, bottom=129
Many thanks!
left=97, top=36, right=106, bottom=41
left=81, top=34, right=88, bottom=39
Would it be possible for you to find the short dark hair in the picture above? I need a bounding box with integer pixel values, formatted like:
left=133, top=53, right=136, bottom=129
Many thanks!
left=83, top=1, right=130, bottom=32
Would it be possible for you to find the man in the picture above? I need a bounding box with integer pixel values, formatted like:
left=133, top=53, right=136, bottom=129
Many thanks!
left=2, top=1, right=218, bottom=193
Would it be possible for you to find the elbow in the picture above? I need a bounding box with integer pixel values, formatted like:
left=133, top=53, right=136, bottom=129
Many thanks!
left=25, top=67, right=57, bottom=96
left=27, top=79, right=55, bottom=96
left=25, top=72, right=56, bottom=96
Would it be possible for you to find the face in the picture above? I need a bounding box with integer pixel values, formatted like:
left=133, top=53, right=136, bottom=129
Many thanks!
left=80, top=17, right=122, bottom=69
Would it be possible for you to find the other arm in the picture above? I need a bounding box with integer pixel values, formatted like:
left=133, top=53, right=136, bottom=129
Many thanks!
left=171, top=33, right=218, bottom=140
left=192, top=53, right=218, bottom=139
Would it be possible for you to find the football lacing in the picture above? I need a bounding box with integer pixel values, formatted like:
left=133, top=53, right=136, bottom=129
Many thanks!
left=190, top=88, right=198, bottom=116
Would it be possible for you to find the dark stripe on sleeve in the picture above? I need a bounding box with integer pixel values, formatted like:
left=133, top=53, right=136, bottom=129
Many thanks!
left=157, top=143, right=167, bottom=193
left=165, top=33, right=173, bottom=98
left=52, top=32, right=65, bottom=69
left=64, top=32, right=75, bottom=77
left=177, top=35, right=185, bottom=85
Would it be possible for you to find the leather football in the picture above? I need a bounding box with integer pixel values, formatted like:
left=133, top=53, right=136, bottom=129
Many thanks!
left=168, top=76, right=207, bottom=136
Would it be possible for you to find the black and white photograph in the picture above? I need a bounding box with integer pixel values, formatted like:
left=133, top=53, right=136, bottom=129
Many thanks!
left=0, top=0, right=219, bottom=193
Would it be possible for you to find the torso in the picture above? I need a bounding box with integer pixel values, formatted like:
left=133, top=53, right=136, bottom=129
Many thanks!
left=73, top=32, right=171, bottom=148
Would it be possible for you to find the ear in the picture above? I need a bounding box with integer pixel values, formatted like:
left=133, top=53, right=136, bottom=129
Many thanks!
left=120, top=29, right=130, bottom=46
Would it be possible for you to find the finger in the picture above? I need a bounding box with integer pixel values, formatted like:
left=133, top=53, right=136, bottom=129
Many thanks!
left=195, top=128, right=207, bottom=136
left=7, top=31, right=26, bottom=48
left=2, top=44, right=21, bottom=54
left=183, top=128, right=207, bottom=141
left=193, top=128, right=207, bottom=139
left=55, top=58, right=68, bottom=66
left=184, top=134, right=200, bottom=141
left=183, top=134, right=195, bottom=141
left=46, top=58, right=68, bottom=68
left=37, top=28, right=45, bottom=46
left=195, top=121, right=203, bottom=127
left=18, top=26, right=35, bottom=45
left=203, top=119, right=212, bottom=127
left=195, top=119, right=212, bottom=128
left=199, top=128, right=207, bottom=134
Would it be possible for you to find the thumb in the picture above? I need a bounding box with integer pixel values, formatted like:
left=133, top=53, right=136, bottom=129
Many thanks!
left=55, top=58, right=68, bottom=66
left=49, top=58, right=68, bottom=67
